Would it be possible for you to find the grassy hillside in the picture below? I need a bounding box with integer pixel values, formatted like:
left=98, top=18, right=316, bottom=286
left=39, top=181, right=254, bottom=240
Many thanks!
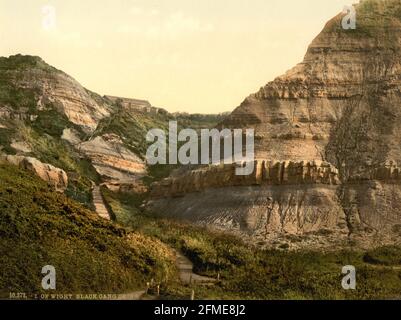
left=102, top=188, right=401, bottom=300
left=94, top=106, right=228, bottom=159
left=0, top=163, right=176, bottom=298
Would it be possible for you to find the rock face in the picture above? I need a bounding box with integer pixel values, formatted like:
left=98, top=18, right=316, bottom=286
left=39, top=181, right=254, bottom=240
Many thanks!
left=221, top=0, right=401, bottom=165
left=1, top=155, right=68, bottom=191
left=78, top=133, right=147, bottom=185
left=151, top=161, right=339, bottom=198
left=0, top=55, right=110, bottom=133
left=149, top=0, right=401, bottom=249
left=0, top=55, right=154, bottom=192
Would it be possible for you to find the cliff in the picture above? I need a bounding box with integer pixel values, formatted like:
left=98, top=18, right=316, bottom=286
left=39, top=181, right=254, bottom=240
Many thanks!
left=221, top=0, right=401, bottom=170
left=0, top=55, right=111, bottom=133
left=148, top=0, right=401, bottom=249
left=0, top=55, right=160, bottom=196
left=151, top=160, right=340, bottom=198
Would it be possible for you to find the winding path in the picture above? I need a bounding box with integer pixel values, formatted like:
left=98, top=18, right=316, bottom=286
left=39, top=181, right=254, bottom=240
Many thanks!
left=174, top=250, right=216, bottom=284
left=90, top=186, right=214, bottom=299
left=92, top=185, right=110, bottom=220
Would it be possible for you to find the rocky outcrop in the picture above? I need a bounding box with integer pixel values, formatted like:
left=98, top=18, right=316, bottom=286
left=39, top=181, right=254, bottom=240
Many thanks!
left=149, top=159, right=401, bottom=249
left=78, top=133, right=147, bottom=185
left=148, top=181, right=401, bottom=250
left=220, top=0, right=401, bottom=167
left=148, top=184, right=349, bottom=249
left=1, top=155, right=68, bottom=191
left=151, top=160, right=401, bottom=199
left=61, top=128, right=82, bottom=145
left=148, top=1, right=401, bottom=249
left=151, top=160, right=339, bottom=198
left=0, top=55, right=111, bottom=133
left=0, top=55, right=162, bottom=191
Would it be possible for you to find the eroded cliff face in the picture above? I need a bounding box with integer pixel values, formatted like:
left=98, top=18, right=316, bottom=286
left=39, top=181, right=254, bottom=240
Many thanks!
left=148, top=0, right=401, bottom=249
left=0, top=55, right=149, bottom=191
left=149, top=160, right=401, bottom=249
left=151, top=161, right=339, bottom=198
left=0, top=55, right=111, bottom=133
left=220, top=0, right=401, bottom=165
left=78, top=133, right=147, bottom=185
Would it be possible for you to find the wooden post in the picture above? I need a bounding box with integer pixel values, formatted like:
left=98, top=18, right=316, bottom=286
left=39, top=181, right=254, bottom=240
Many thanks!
left=157, top=285, right=160, bottom=296
left=146, top=282, right=150, bottom=295
left=217, top=272, right=220, bottom=281
left=190, top=290, right=195, bottom=301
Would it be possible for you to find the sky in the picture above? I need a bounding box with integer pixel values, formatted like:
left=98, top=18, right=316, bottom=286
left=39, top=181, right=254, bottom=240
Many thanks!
left=0, top=0, right=356, bottom=113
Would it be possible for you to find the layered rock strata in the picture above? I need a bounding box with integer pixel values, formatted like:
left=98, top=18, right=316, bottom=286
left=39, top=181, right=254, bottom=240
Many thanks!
left=151, top=160, right=339, bottom=198
left=78, top=133, right=147, bottom=185
left=148, top=1, right=401, bottom=249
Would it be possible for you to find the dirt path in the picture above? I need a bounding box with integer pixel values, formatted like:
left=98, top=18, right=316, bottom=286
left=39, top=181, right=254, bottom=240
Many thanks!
left=174, top=250, right=216, bottom=284
left=91, top=185, right=149, bottom=300
left=114, top=250, right=216, bottom=300
left=92, top=185, right=110, bottom=220
left=91, top=187, right=213, bottom=297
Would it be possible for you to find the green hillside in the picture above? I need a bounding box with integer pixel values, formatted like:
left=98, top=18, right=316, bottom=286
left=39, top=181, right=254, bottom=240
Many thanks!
left=0, top=163, right=176, bottom=298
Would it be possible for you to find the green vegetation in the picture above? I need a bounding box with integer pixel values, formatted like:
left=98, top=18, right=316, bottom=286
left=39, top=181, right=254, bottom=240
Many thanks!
left=0, top=127, right=16, bottom=154
left=323, top=0, right=401, bottom=41
left=363, top=246, right=401, bottom=266
left=0, top=164, right=176, bottom=298
left=103, top=187, right=401, bottom=300
left=0, top=55, right=56, bottom=112
left=94, top=108, right=170, bottom=158
left=172, top=113, right=229, bottom=131
left=10, top=123, right=98, bottom=208
left=32, top=109, right=83, bottom=138
left=0, top=55, right=58, bottom=73
left=94, top=106, right=227, bottom=159
left=0, top=54, right=100, bottom=207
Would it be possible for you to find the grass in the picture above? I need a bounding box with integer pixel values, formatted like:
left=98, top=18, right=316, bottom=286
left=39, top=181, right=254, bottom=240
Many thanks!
left=94, top=108, right=170, bottom=158
left=4, top=122, right=100, bottom=208
left=0, top=163, right=176, bottom=298
left=0, top=55, right=55, bottom=112
left=94, top=105, right=227, bottom=160
left=102, top=186, right=401, bottom=300
left=0, top=127, right=16, bottom=154
left=0, top=55, right=58, bottom=73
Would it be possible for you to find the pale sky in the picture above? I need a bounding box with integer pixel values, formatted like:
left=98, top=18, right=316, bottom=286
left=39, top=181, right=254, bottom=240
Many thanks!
left=0, top=0, right=356, bottom=113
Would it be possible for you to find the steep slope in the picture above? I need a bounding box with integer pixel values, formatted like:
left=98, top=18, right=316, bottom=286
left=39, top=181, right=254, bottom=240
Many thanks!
left=0, top=54, right=110, bottom=133
left=222, top=0, right=401, bottom=165
left=149, top=0, right=401, bottom=249
left=0, top=54, right=226, bottom=199
left=0, top=163, right=175, bottom=297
